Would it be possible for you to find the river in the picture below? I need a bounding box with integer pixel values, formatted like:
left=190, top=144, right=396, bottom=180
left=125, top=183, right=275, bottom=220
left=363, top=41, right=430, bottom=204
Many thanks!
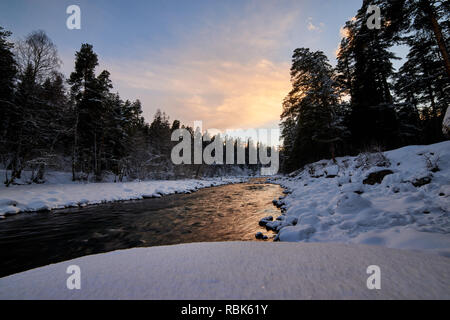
left=0, top=180, right=283, bottom=277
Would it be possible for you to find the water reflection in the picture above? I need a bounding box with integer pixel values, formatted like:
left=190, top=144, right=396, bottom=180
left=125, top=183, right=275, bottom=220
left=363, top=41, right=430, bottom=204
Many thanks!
left=0, top=181, right=283, bottom=277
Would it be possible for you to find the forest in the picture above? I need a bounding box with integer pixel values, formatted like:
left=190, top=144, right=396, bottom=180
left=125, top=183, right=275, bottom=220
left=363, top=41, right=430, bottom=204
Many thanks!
left=0, top=31, right=266, bottom=186
left=280, top=0, right=449, bottom=172
left=0, top=0, right=449, bottom=185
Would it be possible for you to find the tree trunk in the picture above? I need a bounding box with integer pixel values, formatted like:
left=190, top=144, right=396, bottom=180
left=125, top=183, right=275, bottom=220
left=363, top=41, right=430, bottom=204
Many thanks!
left=422, top=0, right=450, bottom=78
left=72, top=109, right=79, bottom=181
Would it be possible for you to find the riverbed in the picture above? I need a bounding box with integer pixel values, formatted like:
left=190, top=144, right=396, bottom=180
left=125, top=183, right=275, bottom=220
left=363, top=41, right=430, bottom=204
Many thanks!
left=0, top=180, right=283, bottom=277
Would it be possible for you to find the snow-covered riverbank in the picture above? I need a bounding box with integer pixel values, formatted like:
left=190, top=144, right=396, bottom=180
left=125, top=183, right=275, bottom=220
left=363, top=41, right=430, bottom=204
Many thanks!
left=267, top=141, right=450, bottom=256
left=0, top=241, right=448, bottom=299
left=0, top=177, right=246, bottom=216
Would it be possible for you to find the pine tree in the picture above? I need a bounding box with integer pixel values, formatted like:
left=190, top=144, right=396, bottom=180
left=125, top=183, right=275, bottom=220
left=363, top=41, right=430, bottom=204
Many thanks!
left=0, top=27, right=18, bottom=183
left=1, top=29, right=68, bottom=185
left=394, top=31, right=449, bottom=143
left=381, top=0, right=449, bottom=77
left=147, top=109, right=173, bottom=177
left=68, top=43, right=100, bottom=180
left=337, top=0, right=400, bottom=150
left=390, top=0, right=449, bottom=143
left=335, top=22, right=357, bottom=101
left=5, top=64, right=37, bottom=184
left=416, top=0, right=450, bottom=78
left=281, top=48, right=348, bottom=172
left=38, top=72, right=70, bottom=177
left=0, top=27, right=17, bottom=141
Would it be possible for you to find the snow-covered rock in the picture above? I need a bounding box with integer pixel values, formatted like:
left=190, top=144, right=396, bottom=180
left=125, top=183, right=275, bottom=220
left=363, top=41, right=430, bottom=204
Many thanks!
left=255, top=232, right=268, bottom=240
left=443, top=107, right=450, bottom=136
left=271, top=141, right=450, bottom=256
left=0, top=242, right=448, bottom=299
left=258, top=216, right=273, bottom=226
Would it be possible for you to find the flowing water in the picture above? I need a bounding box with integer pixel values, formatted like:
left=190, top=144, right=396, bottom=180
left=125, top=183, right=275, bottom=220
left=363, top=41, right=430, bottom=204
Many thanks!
left=0, top=180, right=283, bottom=277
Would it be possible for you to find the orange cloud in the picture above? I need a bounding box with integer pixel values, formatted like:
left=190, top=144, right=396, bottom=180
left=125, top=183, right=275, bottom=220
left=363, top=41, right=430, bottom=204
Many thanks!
left=100, top=1, right=300, bottom=131
left=108, top=57, right=291, bottom=130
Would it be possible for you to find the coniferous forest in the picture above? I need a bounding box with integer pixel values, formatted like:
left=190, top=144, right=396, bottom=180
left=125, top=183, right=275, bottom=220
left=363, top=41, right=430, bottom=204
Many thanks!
left=1, top=0, right=450, bottom=301
left=280, top=0, right=449, bottom=172
left=1, top=0, right=449, bottom=185
left=0, top=31, right=265, bottom=186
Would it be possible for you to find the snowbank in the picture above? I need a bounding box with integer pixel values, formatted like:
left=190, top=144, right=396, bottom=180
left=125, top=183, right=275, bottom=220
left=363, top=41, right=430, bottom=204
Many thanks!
left=0, top=177, right=245, bottom=216
left=0, top=242, right=448, bottom=299
left=270, top=141, right=450, bottom=256
left=443, top=107, right=450, bottom=136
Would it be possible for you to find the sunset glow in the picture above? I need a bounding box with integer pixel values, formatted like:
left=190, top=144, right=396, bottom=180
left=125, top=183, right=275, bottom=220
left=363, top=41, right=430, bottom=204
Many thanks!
left=1, top=0, right=364, bottom=131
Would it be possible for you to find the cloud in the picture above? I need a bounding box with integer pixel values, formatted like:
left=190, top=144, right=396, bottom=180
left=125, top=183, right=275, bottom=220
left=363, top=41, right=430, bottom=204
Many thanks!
left=97, top=1, right=299, bottom=131
left=107, top=55, right=291, bottom=130
left=307, top=17, right=325, bottom=32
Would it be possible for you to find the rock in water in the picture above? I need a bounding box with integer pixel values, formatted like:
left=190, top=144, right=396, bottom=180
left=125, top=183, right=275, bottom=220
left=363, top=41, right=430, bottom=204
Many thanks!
left=258, top=216, right=273, bottom=226
left=255, top=232, right=264, bottom=239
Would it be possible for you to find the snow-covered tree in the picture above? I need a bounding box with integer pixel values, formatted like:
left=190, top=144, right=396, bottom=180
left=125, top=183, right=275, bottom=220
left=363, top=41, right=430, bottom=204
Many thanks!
left=281, top=48, right=349, bottom=171
left=0, top=27, right=17, bottom=172
left=336, top=1, right=401, bottom=150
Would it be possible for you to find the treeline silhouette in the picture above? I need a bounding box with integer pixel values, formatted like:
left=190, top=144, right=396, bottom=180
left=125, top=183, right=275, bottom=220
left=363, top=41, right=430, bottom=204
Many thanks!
left=280, top=0, right=449, bottom=172
left=0, top=30, right=264, bottom=185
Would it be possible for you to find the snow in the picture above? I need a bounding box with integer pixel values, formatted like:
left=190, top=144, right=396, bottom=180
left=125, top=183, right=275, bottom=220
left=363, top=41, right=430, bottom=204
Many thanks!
left=0, top=242, right=448, bottom=299
left=1, top=141, right=449, bottom=299
left=270, top=141, right=450, bottom=256
left=0, top=170, right=76, bottom=186
left=444, top=107, right=450, bottom=136
left=0, top=177, right=245, bottom=216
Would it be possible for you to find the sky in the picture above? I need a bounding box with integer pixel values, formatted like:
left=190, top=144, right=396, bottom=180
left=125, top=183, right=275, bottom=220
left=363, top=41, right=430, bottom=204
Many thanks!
left=0, top=0, right=366, bottom=133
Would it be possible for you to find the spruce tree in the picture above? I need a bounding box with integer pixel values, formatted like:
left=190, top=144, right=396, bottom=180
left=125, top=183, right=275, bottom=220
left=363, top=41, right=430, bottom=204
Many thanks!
left=0, top=27, right=18, bottom=182
left=281, top=48, right=348, bottom=171
left=337, top=0, right=400, bottom=150
left=394, top=32, right=449, bottom=144
left=386, top=0, right=449, bottom=144
left=68, top=44, right=99, bottom=180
